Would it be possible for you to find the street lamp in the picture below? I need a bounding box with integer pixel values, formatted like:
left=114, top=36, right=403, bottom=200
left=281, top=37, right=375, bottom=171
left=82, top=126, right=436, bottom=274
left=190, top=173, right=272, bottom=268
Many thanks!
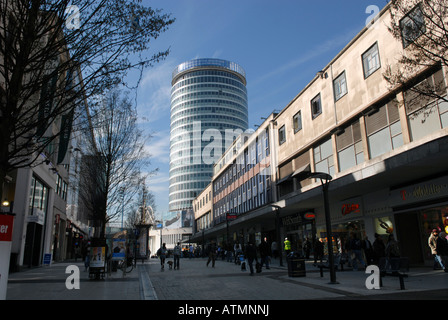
left=309, top=172, right=338, bottom=284
left=267, top=204, right=283, bottom=267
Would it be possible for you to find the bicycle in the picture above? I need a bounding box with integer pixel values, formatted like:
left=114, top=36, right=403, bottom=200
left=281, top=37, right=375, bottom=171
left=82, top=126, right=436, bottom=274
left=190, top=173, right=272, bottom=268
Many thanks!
left=117, top=257, right=134, bottom=273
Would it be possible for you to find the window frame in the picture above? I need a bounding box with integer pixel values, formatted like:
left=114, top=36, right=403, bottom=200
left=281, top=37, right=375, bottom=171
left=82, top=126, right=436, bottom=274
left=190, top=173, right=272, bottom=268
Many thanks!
left=400, top=3, right=426, bottom=48
left=293, top=110, right=302, bottom=133
left=362, top=42, right=381, bottom=79
left=333, top=71, right=348, bottom=101
left=311, top=93, right=322, bottom=120
left=278, top=125, right=286, bottom=145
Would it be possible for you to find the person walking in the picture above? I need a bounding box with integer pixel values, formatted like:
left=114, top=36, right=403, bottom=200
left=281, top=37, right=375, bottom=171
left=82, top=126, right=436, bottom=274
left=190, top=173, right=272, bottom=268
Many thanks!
left=271, top=240, right=278, bottom=260
left=234, top=241, right=242, bottom=264
left=362, top=236, right=374, bottom=266
left=206, top=241, right=217, bottom=268
left=245, top=242, right=258, bottom=276
left=437, top=232, right=448, bottom=272
left=258, top=237, right=271, bottom=269
left=385, top=234, right=400, bottom=258
left=284, top=237, right=291, bottom=256
left=173, top=242, right=181, bottom=270
left=372, top=233, right=386, bottom=265
left=429, top=229, right=446, bottom=270
left=313, top=238, right=324, bottom=264
left=157, top=243, right=167, bottom=270
left=303, top=238, right=311, bottom=259
left=348, top=233, right=366, bottom=271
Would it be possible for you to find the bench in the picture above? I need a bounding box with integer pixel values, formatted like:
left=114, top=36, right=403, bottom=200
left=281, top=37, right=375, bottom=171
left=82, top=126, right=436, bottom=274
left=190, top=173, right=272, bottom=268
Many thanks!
left=378, top=257, right=409, bottom=290
left=317, top=254, right=343, bottom=277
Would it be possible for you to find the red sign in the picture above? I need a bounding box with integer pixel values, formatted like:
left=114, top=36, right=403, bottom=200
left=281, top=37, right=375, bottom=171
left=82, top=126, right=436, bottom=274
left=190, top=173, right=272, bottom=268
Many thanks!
left=0, top=214, right=14, bottom=242
left=226, top=214, right=237, bottom=220
left=303, top=212, right=316, bottom=220
left=341, top=204, right=360, bottom=216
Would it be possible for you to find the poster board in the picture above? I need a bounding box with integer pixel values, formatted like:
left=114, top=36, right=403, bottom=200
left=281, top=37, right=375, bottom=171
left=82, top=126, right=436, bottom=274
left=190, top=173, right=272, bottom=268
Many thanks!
left=112, top=238, right=126, bottom=261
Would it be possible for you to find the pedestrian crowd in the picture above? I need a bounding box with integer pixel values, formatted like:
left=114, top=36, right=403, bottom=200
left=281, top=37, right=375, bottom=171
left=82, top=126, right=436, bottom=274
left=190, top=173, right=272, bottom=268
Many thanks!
left=153, top=228, right=448, bottom=275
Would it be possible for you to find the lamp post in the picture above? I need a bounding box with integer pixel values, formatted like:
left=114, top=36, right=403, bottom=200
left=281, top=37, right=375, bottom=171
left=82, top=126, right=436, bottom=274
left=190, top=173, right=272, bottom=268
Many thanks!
left=309, top=172, right=338, bottom=284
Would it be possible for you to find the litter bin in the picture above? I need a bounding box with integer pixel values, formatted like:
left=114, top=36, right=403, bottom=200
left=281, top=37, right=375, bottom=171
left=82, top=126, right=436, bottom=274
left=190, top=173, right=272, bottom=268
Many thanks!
left=287, top=252, right=306, bottom=277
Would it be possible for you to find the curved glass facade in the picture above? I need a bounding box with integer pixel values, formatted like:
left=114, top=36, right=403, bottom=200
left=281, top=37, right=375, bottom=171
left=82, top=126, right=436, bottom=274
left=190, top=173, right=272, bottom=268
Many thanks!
left=169, top=58, right=248, bottom=212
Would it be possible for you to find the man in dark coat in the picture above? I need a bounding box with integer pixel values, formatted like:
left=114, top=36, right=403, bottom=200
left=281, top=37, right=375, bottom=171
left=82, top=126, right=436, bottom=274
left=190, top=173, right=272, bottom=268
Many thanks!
left=245, top=242, right=258, bottom=275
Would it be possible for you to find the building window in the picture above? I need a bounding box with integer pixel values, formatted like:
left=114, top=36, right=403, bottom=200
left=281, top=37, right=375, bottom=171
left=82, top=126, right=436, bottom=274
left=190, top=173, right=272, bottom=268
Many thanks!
left=407, top=97, right=448, bottom=141
left=333, top=72, right=348, bottom=101
left=29, top=176, right=49, bottom=213
left=293, top=111, right=302, bottom=133
left=336, top=120, right=364, bottom=172
left=311, top=94, right=322, bottom=119
left=264, top=128, right=270, bottom=156
left=362, top=42, right=381, bottom=78
left=400, top=4, right=426, bottom=48
left=404, top=69, right=448, bottom=141
left=365, top=99, right=403, bottom=159
left=278, top=125, right=286, bottom=145
left=313, top=138, right=334, bottom=176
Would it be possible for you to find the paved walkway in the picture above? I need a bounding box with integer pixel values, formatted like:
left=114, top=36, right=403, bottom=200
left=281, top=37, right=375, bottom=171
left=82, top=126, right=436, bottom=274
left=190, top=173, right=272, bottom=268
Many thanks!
left=142, top=257, right=448, bottom=300
left=5, top=257, right=448, bottom=301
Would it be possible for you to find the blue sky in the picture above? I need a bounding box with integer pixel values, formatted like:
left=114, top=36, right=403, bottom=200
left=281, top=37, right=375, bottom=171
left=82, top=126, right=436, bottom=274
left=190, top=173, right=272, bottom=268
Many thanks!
left=134, top=0, right=389, bottom=220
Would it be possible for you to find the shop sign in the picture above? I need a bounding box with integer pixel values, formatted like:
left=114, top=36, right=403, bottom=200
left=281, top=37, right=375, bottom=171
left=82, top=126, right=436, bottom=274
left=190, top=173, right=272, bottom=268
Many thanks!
left=0, top=214, right=14, bottom=242
left=0, top=214, right=14, bottom=300
left=27, top=208, right=45, bottom=225
left=226, top=213, right=237, bottom=220
left=282, top=213, right=302, bottom=226
left=303, top=212, right=316, bottom=220
left=341, top=203, right=361, bottom=216
left=339, top=197, right=363, bottom=217
left=390, top=176, right=448, bottom=207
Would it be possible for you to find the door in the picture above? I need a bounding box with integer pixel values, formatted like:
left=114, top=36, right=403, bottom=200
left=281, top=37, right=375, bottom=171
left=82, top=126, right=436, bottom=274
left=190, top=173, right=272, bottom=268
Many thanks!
left=394, top=212, right=423, bottom=265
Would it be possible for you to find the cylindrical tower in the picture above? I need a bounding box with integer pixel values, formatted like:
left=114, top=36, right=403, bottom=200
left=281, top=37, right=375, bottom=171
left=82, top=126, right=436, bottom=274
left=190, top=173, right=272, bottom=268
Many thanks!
left=169, top=58, right=248, bottom=212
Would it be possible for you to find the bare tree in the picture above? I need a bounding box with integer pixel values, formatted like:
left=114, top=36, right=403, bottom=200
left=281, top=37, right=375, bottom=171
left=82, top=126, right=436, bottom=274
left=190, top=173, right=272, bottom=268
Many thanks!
left=384, top=0, right=448, bottom=115
left=0, top=0, right=174, bottom=197
left=124, top=182, right=156, bottom=230
left=78, top=89, right=155, bottom=238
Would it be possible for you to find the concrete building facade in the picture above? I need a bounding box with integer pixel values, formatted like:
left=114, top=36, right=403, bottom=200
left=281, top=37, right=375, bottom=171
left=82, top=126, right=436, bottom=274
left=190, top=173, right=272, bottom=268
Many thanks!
left=190, top=3, right=448, bottom=266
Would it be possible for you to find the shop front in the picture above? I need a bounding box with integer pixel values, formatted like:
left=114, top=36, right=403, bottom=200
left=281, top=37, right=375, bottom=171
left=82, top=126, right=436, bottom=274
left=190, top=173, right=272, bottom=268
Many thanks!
left=282, top=212, right=316, bottom=256
left=389, top=175, right=448, bottom=266
left=312, top=175, right=448, bottom=267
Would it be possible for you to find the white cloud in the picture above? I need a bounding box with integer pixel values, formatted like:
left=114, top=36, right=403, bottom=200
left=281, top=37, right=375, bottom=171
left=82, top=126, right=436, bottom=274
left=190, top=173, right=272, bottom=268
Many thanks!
left=137, top=59, right=177, bottom=124
left=144, top=130, right=170, bottom=163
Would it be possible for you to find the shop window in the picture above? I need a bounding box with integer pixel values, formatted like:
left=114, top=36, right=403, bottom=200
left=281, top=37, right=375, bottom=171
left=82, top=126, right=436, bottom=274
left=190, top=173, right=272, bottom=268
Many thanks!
left=365, top=99, right=403, bottom=159
left=336, top=120, right=364, bottom=172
